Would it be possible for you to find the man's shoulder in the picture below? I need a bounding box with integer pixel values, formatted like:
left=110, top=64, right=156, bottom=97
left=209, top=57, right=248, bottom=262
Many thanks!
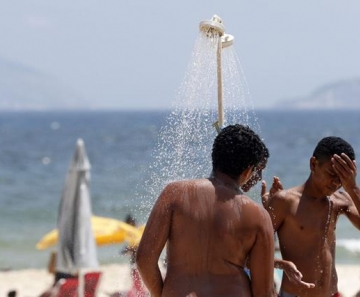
left=268, top=187, right=302, bottom=212
left=273, top=186, right=301, bottom=200
left=246, top=200, right=273, bottom=228
left=242, top=196, right=271, bottom=217
left=165, top=178, right=196, bottom=186
left=162, top=178, right=211, bottom=197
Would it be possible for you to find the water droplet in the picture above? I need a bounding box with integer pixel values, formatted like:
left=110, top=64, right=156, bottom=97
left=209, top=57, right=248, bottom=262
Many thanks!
left=50, top=121, right=60, bottom=130
left=42, top=157, right=51, bottom=165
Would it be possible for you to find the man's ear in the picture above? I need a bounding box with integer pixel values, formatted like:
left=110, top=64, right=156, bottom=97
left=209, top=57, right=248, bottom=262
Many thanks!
left=310, top=156, right=317, bottom=172
left=242, top=166, right=254, bottom=181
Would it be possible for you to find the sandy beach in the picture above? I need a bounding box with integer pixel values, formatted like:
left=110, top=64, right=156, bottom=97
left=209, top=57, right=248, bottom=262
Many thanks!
left=1, top=264, right=359, bottom=297
left=0, top=264, right=132, bottom=297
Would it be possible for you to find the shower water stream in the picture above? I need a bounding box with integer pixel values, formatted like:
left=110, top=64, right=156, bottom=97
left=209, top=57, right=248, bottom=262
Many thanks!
left=137, top=15, right=262, bottom=217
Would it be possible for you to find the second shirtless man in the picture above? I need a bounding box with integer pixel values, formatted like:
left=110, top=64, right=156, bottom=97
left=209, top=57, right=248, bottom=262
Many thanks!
left=263, top=136, right=360, bottom=297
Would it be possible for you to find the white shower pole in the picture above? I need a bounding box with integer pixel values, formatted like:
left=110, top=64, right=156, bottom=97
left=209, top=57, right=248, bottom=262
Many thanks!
left=217, top=37, right=224, bottom=129
left=199, top=15, right=234, bottom=133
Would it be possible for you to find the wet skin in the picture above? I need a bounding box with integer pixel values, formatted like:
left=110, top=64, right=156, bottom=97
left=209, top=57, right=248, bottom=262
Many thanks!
left=263, top=154, right=360, bottom=297
left=136, top=169, right=276, bottom=297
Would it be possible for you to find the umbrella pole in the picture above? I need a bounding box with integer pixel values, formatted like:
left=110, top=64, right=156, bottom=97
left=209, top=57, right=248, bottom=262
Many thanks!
left=78, top=269, right=85, bottom=297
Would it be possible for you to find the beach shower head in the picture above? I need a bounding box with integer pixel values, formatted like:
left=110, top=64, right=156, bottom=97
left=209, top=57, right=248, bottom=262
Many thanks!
left=221, top=34, right=234, bottom=48
left=199, top=15, right=225, bottom=37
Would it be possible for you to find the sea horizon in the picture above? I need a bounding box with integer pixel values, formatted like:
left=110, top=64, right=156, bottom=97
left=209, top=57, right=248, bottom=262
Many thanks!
left=1, top=109, right=360, bottom=270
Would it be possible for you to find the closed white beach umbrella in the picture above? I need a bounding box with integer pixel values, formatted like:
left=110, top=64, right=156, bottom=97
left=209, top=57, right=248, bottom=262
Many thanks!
left=56, top=138, right=99, bottom=275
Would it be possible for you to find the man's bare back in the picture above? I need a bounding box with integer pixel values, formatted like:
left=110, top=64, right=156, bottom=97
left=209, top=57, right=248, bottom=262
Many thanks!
left=136, top=124, right=275, bottom=297
left=159, top=178, right=274, bottom=296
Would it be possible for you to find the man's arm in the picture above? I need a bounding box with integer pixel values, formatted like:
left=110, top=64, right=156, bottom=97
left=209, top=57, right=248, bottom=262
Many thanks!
left=274, top=259, right=315, bottom=289
left=261, top=178, right=315, bottom=289
left=261, top=176, right=283, bottom=209
left=261, top=178, right=287, bottom=231
left=248, top=208, right=276, bottom=297
left=332, top=153, right=360, bottom=229
left=136, top=183, right=175, bottom=297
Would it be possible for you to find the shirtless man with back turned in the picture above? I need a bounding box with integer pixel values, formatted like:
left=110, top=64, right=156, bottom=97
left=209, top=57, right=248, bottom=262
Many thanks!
left=136, top=124, right=276, bottom=297
left=263, top=136, right=360, bottom=297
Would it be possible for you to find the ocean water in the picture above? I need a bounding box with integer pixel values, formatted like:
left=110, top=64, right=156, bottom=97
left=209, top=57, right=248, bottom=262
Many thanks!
left=1, top=110, right=360, bottom=270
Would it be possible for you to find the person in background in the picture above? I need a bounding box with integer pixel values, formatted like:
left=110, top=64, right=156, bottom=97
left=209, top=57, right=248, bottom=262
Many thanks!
left=136, top=124, right=275, bottom=297
left=262, top=136, right=360, bottom=297
left=121, top=215, right=137, bottom=264
left=38, top=251, right=77, bottom=297
left=121, top=214, right=147, bottom=297
left=46, top=251, right=75, bottom=285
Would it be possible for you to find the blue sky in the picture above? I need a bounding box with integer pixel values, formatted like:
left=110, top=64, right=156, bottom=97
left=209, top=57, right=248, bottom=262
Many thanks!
left=0, top=1, right=360, bottom=110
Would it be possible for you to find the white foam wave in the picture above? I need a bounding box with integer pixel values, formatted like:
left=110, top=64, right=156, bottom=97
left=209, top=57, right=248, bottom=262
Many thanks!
left=337, top=239, right=360, bottom=254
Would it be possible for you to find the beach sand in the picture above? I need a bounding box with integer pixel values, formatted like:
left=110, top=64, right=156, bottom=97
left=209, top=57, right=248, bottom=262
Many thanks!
left=0, top=264, right=132, bottom=297
left=1, top=264, right=359, bottom=297
left=337, top=264, right=360, bottom=297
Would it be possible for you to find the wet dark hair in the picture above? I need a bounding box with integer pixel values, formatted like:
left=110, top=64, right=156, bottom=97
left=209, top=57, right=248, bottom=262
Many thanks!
left=212, top=124, right=269, bottom=179
left=313, top=136, right=355, bottom=163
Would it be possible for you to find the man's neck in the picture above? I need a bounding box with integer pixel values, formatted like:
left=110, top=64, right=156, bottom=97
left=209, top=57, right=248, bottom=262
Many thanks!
left=302, top=178, right=328, bottom=201
left=210, top=171, right=243, bottom=194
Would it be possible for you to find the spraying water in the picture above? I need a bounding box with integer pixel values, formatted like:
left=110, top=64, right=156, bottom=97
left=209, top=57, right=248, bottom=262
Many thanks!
left=138, top=15, right=261, bottom=216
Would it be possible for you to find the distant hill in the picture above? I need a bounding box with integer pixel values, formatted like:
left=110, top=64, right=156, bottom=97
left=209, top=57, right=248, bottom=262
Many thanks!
left=274, top=79, right=360, bottom=110
left=0, top=57, right=93, bottom=110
